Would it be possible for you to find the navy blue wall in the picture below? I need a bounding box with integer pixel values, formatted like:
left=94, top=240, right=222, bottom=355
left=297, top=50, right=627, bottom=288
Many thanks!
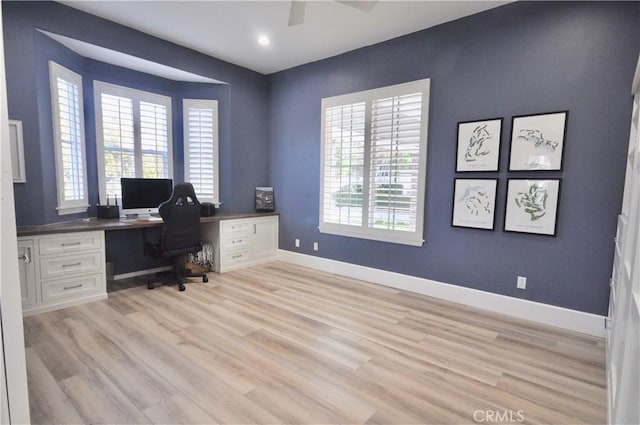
left=4, top=1, right=640, bottom=312
left=268, top=1, right=640, bottom=315
left=3, top=0, right=269, bottom=225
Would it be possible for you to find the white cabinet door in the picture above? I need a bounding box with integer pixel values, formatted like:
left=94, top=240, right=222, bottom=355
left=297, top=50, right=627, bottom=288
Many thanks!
left=608, top=55, right=640, bottom=425
left=17, top=239, right=36, bottom=307
left=252, top=217, right=278, bottom=261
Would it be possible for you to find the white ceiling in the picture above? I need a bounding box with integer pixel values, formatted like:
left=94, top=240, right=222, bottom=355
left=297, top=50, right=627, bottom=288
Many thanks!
left=60, top=0, right=509, bottom=75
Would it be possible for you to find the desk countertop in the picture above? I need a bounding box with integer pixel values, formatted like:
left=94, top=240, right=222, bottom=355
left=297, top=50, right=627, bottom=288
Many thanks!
left=17, top=212, right=279, bottom=237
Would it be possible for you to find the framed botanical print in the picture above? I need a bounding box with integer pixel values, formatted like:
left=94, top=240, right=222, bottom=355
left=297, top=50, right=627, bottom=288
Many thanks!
left=451, top=178, right=498, bottom=230
left=456, top=118, right=502, bottom=172
left=508, top=111, right=568, bottom=171
left=504, top=178, right=561, bottom=236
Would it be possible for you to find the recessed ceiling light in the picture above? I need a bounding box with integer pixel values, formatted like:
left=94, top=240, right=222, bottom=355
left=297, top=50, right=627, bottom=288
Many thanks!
left=257, top=35, right=270, bottom=46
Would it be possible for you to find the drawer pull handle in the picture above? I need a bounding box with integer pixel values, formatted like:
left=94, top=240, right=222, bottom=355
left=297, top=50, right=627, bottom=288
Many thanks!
left=18, top=247, right=31, bottom=264
left=62, top=242, right=82, bottom=247
left=233, top=239, right=243, bottom=244
left=232, top=254, right=242, bottom=259
left=62, top=262, right=82, bottom=268
left=63, top=284, right=83, bottom=290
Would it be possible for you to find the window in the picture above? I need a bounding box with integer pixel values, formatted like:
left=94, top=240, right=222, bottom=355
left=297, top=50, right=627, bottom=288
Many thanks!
left=94, top=81, right=172, bottom=203
left=49, top=61, right=89, bottom=215
left=320, top=79, right=430, bottom=246
left=183, top=99, right=219, bottom=205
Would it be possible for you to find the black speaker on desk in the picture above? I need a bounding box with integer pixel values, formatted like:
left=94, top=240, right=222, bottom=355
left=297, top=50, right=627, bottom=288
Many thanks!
left=97, top=205, right=119, bottom=219
left=200, top=202, right=216, bottom=217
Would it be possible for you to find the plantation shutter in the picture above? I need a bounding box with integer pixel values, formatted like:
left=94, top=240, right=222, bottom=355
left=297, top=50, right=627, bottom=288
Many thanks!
left=369, top=92, right=423, bottom=232
left=319, top=79, right=430, bottom=246
left=321, top=102, right=366, bottom=227
left=140, top=101, right=169, bottom=179
left=49, top=61, right=89, bottom=214
left=94, top=81, right=173, bottom=204
left=183, top=99, right=219, bottom=205
left=100, top=93, right=135, bottom=199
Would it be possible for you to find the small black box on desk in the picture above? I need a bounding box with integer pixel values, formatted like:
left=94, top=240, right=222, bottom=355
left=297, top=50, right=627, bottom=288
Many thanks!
left=97, top=205, right=119, bottom=219
left=200, top=202, right=216, bottom=217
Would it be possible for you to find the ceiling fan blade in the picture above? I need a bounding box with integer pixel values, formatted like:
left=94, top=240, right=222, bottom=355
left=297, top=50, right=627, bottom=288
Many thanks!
left=335, top=0, right=378, bottom=12
left=288, top=1, right=306, bottom=26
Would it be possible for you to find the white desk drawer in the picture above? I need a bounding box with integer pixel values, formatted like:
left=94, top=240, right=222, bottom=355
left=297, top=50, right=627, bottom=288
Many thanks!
left=221, top=249, right=250, bottom=268
left=222, top=221, right=251, bottom=235
left=41, top=274, right=100, bottom=302
left=39, top=252, right=102, bottom=280
left=222, top=234, right=251, bottom=251
left=39, top=232, right=102, bottom=256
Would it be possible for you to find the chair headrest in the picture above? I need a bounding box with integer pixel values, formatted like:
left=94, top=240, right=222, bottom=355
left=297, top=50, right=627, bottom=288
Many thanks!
left=159, top=183, right=200, bottom=218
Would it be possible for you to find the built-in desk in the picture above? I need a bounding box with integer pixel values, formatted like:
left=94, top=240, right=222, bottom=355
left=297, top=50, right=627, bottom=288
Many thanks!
left=17, top=212, right=278, bottom=236
left=17, top=212, right=279, bottom=315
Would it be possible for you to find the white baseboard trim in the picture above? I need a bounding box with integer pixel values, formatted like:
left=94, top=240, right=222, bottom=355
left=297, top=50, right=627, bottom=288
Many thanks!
left=22, top=293, right=108, bottom=317
left=113, top=266, right=172, bottom=281
left=278, top=250, right=606, bottom=337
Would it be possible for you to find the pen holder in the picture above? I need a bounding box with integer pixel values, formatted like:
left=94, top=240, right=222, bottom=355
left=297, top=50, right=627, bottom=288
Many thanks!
left=97, top=205, right=119, bottom=219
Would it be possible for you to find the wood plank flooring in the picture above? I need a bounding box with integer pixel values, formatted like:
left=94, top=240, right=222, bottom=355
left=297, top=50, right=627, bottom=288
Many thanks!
left=24, top=262, right=606, bottom=424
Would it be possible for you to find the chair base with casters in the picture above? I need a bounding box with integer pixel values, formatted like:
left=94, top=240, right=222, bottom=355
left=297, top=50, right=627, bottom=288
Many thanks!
left=145, top=249, right=209, bottom=291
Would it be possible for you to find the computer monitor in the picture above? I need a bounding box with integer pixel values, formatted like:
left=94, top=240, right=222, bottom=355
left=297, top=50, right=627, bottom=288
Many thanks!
left=120, top=178, right=173, bottom=217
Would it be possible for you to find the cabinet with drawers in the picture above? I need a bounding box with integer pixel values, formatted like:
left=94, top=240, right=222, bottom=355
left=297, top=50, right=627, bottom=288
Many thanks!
left=17, top=231, right=107, bottom=315
left=209, top=215, right=278, bottom=273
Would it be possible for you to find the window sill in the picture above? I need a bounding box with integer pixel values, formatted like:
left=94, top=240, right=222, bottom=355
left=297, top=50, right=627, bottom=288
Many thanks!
left=319, top=223, right=424, bottom=247
left=57, top=205, right=89, bottom=216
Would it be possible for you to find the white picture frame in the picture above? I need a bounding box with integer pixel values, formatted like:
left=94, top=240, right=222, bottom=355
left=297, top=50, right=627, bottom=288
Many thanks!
left=8, top=120, right=26, bottom=183
left=451, top=178, right=498, bottom=230
left=504, top=178, right=561, bottom=236
left=456, top=118, right=502, bottom=172
left=508, top=111, right=568, bottom=171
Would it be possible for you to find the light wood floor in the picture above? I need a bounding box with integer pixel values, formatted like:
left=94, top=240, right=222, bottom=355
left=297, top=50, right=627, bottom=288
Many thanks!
left=24, top=262, right=606, bottom=424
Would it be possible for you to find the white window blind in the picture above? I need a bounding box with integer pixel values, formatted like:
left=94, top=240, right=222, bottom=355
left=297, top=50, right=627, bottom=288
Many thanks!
left=369, top=93, right=423, bottom=232
left=322, top=102, right=366, bottom=227
left=49, top=61, right=89, bottom=215
left=320, top=79, right=430, bottom=246
left=94, top=81, right=172, bottom=203
left=101, top=93, right=135, bottom=198
left=183, top=99, right=219, bottom=205
left=140, top=101, right=169, bottom=178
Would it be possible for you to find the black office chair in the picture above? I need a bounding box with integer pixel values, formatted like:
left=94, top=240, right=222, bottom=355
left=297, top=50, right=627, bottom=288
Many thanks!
left=145, top=183, right=209, bottom=291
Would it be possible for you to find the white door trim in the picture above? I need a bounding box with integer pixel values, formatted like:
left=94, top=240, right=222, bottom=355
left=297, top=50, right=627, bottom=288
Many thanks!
left=0, top=5, right=31, bottom=423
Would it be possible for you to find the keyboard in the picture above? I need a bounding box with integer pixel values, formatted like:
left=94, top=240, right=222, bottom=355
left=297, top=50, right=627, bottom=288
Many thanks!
left=123, top=217, right=163, bottom=223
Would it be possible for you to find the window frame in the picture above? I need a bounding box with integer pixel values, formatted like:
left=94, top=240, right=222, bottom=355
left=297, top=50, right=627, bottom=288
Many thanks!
left=49, top=61, right=89, bottom=215
left=319, top=79, right=430, bottom=246
left=93, top=80, right=173, bottom=204
left=183, top=98, right=220, bottom=206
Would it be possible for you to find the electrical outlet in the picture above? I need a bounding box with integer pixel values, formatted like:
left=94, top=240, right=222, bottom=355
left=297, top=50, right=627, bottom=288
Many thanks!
left=517, top=276, right=527, bottom=290
left=295, top=239, right=300, bottom=248
left=313, top=242, right=318, bottom=251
